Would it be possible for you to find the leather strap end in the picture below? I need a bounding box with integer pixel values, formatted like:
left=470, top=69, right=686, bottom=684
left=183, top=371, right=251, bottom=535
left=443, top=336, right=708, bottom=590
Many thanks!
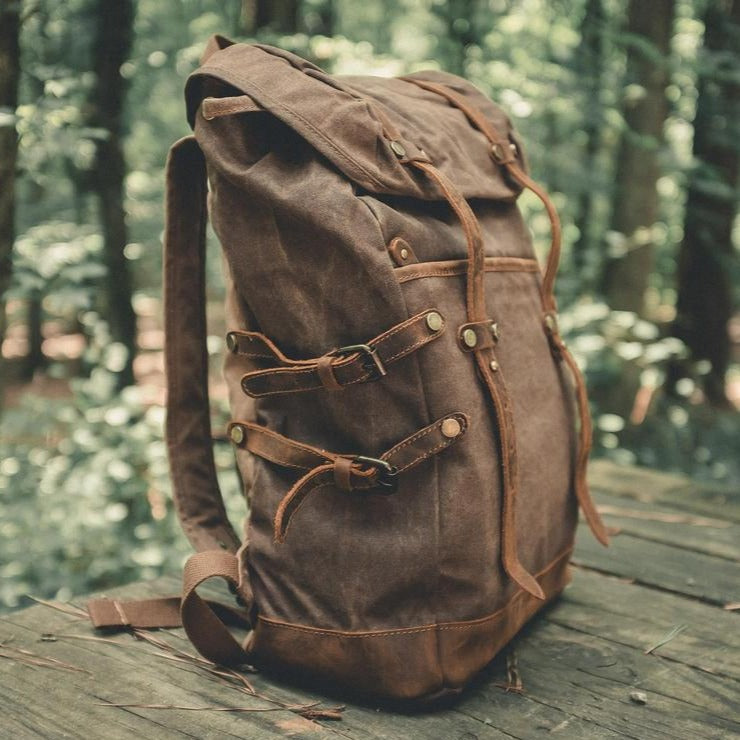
left=87, top=598, right=127, bottom=629
left=87, top=596, right=183, bottom=630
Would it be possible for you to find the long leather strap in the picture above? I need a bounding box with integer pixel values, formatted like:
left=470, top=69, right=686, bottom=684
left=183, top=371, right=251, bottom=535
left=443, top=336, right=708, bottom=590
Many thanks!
left=235, top=307, right=446, bottom=397
left=410, top=159, right=545, bottom=600
left=403, top=78, right=609, bottom=549
left=164, top=136, right=240, bottom=553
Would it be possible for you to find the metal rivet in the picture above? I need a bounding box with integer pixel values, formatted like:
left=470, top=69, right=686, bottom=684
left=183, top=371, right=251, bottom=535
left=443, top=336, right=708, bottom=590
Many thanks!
left=400, top=248, right=409, bottom=260
left=544, top=313, right=558, bottom=333
left=230, top=425, right=245, bottom=445
left=462, top=328, right=478, bottom=348
left=490, top=322, right=500, bottom=340
left=226, top=332, right=238, bottom=353
left=389, top=140, right=406, bottom=158
left=426, top=311, right=444, bottom=332
left=491, top=143, right=504, bottom=162
left=441, top=417, right=462, bottom=438
left=489, top=360, right=500, bottom=372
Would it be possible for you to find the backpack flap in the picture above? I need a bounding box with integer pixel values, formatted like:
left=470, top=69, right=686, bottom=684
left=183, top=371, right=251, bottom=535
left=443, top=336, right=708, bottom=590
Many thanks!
left=185, top=42, right=525, bottom=203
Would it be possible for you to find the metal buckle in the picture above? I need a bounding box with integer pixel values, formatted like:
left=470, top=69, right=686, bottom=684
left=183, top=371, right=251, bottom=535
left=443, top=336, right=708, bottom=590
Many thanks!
left=352, top=455, right=399, bottom=493
left=331, top=343, right=387, bottom=379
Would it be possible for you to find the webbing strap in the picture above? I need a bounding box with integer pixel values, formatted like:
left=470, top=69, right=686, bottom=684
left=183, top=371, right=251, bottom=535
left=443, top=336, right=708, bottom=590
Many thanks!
left=164, top=136, right=240, bottom=553
left=87, top=550, right=253, bottom=667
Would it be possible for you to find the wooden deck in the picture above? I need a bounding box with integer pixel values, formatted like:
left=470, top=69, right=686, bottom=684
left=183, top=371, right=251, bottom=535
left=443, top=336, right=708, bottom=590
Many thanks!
left=1, top=460, right=738, bottom=739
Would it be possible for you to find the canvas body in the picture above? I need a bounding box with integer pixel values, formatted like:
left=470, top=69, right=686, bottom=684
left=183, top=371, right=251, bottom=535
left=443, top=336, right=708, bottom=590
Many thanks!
left=86, top=38, right=608, bottom=703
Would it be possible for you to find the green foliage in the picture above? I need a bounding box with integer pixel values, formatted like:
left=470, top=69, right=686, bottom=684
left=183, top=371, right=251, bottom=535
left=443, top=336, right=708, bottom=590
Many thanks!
left=0, top=317, right=245, bottom=611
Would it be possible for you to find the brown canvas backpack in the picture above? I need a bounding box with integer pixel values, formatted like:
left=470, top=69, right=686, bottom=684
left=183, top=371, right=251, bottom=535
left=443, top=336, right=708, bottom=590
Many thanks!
left=87, top=36, right=609, bottom=702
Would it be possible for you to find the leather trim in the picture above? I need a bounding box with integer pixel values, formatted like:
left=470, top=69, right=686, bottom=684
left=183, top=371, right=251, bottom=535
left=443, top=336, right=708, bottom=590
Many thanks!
left=248, top=545, right=572, bottom=700
left=396, top=256, right=539, bottom=283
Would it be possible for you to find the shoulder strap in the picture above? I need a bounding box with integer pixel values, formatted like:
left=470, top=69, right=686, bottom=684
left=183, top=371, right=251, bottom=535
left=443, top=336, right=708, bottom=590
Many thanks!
left=164, top=135, right=240, bottom=552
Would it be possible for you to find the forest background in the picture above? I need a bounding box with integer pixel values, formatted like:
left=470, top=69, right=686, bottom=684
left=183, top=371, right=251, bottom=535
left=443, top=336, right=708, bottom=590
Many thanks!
left=0, top=0, right=738, bottom=611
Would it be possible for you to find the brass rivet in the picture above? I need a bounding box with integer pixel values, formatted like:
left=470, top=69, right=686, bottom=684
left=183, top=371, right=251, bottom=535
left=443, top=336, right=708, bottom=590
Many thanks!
left=226, top=332, right=238, bottom=353
left=230, top=425, right=245, bottom=445
left=491, top=142, right=504, bottom=162
left=400, top=248, right=409, bottom=260
left=489, top=359, right=500, bottom=372
left=544, top=313, right=558, bottom=333
left=426, top=311, right=444, bottom=332
left=441, top=417, right=462, bottom=438
left=490, top=322, right=500, bottom=340
left=390, top=140, right=406, bottom=157
left=509, top=142, right=518, bottom=156
left=462, top=328, right=478, bottom=348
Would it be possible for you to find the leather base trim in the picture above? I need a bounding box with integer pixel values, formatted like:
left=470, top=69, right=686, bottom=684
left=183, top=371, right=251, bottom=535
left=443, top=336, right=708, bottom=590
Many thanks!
left=247, top=545, right=573, bottom=701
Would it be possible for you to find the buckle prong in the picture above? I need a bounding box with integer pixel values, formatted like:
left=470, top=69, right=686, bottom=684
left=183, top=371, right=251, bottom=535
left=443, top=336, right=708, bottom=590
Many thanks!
left=331, top=343, right=387, bottom=379
left=352, top=455, right=398, bottom=492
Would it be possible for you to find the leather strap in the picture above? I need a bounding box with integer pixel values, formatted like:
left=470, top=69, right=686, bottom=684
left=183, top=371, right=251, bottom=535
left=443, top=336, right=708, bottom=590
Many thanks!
left=234, top=308, right=446, bottom=397
left=88, top=550, right=254, bottom=668
left=409, top=159, right=545, bottom=601
left=87, top=594, right=248, bottom=631
left=401, top=79, right=609, bottom=552
left=400, top=77, right=560, bottom=313
left=164, top=136, right=240, bottom=553
left=180, top=550, right=253, bottom=666
left=235, top=413, right=470, bottom=543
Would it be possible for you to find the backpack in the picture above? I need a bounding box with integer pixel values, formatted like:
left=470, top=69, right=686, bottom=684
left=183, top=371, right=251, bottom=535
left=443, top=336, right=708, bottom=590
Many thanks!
left=87, top=35, right=608, bottom=703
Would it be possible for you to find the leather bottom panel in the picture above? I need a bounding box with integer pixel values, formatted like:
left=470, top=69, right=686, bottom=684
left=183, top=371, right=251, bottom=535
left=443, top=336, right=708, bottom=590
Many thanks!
left=247, top=546, right=572, bottom=701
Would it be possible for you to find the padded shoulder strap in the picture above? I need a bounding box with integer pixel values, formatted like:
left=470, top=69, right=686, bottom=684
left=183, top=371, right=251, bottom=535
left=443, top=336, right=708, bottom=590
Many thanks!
left=164, top=136, right=240, bottom=552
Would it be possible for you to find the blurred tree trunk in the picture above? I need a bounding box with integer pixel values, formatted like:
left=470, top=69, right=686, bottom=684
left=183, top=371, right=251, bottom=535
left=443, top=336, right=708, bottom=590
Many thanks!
left=572, top=0, right=606, bottom=283
left=669, top=0, right=740, bottom=406
left=88, top=0, right=137, bottom=388
left=251, top=0, right=300, bottom=33
left=0, top=0, right=21, bottom=408
left=602, top=0, right=675, bottom=314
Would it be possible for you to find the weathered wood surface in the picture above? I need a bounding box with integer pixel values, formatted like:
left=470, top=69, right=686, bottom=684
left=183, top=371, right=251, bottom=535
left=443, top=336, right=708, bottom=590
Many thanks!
left=1, top=460, right=738, bottom=739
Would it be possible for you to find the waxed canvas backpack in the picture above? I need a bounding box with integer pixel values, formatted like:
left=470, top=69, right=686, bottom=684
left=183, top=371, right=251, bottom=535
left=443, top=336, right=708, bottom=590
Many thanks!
left=87, top=36, right=609, bottom=702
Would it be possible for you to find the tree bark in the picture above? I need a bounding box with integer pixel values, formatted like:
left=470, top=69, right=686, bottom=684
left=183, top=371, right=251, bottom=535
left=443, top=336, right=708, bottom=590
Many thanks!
left=572, top=0, right=606, bottom=281
left=602, top=0, right=675, bottom=314
left=0, top=0, right=21, bottom=407
left=89, top=0, right=137, bottom=388
left=254, top=0, right=300, bottom=33
left=670, top=0, right=740, bottom=405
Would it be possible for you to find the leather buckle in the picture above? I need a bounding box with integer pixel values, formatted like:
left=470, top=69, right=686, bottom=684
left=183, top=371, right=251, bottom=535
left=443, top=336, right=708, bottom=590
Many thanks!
left=331, top=343, right=387, bottom=379
left=352, top=455, right=398, bottom=493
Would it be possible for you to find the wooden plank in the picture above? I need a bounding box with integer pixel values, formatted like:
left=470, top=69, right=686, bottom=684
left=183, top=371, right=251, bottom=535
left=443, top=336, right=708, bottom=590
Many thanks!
left=508, top=623, right=740, bottom=739
left=0, top=586, right=511, bottom=740
left=588, top=460, right=740, bottom=523
left=0, top=590, right=343, bottom=740
left=594, top=492, right=740, bottom=562
left=3, top=460, right=738, bottom=739
left=573, top=527, right=740, bottom=606
left=549, top=569, right=740, bottom=680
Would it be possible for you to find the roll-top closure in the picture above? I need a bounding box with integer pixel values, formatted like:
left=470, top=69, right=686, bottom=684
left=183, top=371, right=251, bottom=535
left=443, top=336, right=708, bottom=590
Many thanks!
left=186, top=42, right=524, bottom=201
